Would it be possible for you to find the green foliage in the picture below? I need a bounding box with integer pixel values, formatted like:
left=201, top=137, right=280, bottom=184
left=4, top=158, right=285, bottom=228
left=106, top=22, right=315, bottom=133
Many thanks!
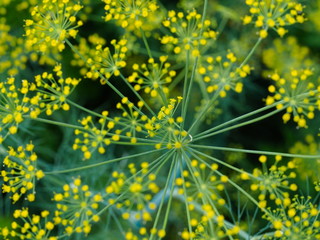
left=0, top=0, right=320, bottom=239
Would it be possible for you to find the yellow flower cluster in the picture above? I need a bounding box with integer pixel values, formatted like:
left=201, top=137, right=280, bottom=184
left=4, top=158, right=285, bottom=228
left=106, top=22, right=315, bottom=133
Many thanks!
left=175, top=160, right=225, bottom=205
left=106, top=162, right=159, bottom=222
left=0, top=208, right=56, bottom=240
left=174, top=159, right=244, bottom=239
left=0, top=19, right=28, bottom=76
left=73, top=111, right=114, bottom=160
left=251, top=155, right=297, bottom=208
left=265, top=69, right=320, bottom=128
left=183, top=220, right=240, bottom=240
left=0, top=77, right=40, bottom=143
left=73, top=99, right=151, bottom=159
left=70, top=34, right=106, bottom=76
left=264, top=196, right=320, bottom=239
left=124, top=228, right=167, bottom=240
left=24, top=0, right=83, bottom=53
left=103, top=0, right=159, bottom=33
left=262, top=37, right=313, bottom=76
left=1, top=143, right=44, bottom=203
left=243, top=0, right=306, bottom=38
left=198, top=52, right=251, bottom=97
left=128, top=56, right=176, bottom=98
left=0, top=0, right=317, bottom=239
left=84, top=39, right=128, bottom=84
left=113, top=98, right=148, bottom=144
left=74, top=96, right=191, bottom=157
left=161, top=9, right=217, bottom=56
left=53, top=177, right=101, bottom=235
left=34, top=64, right=81, bottom=115
left=146, top=97, right=190, bottom=149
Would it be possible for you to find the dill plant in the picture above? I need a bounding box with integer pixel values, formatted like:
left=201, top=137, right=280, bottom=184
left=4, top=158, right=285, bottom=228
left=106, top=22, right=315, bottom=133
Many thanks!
left=0, top=0, right=320, bottom=239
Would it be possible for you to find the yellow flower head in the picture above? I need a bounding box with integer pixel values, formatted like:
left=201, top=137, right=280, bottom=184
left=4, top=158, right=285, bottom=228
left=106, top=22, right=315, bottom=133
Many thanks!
left=105, top=163, right=159, bottom=222
left=1, top=143, right=44, bottom=203
left=128, top=56, right=175, bottom=98
left=265, top=69, right=319, bottom=128
left=83, top=39, right=128, bottom=84
left=243, top=0, right=306, bottom=38
left=0, top=208, right=56, bottom=239
left=53, top=177, right=102, bottom=235
left=160, top=9, right=217, bottom=57
left=24, top=0, right=83, bottom=53
left=34, top=64, right=81, bottom=115
left=0, top=77, right=40, bottom=142
left=199, top=52, right=251, bottom=97
left=103, top=0, right=161, bottom=34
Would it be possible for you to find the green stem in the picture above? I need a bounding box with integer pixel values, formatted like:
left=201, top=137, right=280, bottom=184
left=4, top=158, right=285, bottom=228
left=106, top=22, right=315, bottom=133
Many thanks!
left=94, top=190, right=129, bottom=221
left=150, top=155, right=177, bottom=240
left=187, top=87, right=222, bottom=134
left=152, top=149, right=176, bottom=178
left=187, top=146, right=256, bottom=177
left=190, top=144, right=320, bottom=159
left=110, top=209, right=126, bottom=237
left=158, top=87, right=168, bottom=106
left=140, top=28, right=152, bottom=59
left=178, top=159, right=193, bottom=239
left=239, top=36, right=263, bottom=69
left=182, top=55, right=198, bottom=130
left=181, top=50, right=190, bottom=129
left=45, top=148, right=165, bottom=174
left=251, top=232, right=275, bottom=239
left=187, top=148, right=269, bottom=215
left=133, top=149, right=176, bottom=229
left=188, top=34, right=265, bottom=135
left=201, top=0, right=208, bottom=24
left=161, top=156, right=178, bottom=234
left=106, top=140, right=158, bottom=145
left=193, top=107, right=283, bottom=141
left=168, top=67, right=185, bottom=91
left=194, top=101, right=282, bottom=139
left=25, top=116, right=83, bottom=130
left=67, top=99, right=104, bottom=118
left=119, top=73, right=156, bottom=115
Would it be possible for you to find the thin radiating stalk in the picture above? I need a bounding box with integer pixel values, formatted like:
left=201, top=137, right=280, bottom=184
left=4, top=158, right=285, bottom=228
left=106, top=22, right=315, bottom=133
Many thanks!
left=189, top=144, right=320, bottom=159
left=149, top=155, right=177, bottom=240
left=24, top=116, right=84, bottom=130
left=181, top=50, right=191, bottom=130
left=45, top=148, right=166, bottom=174
left=188, top=34, right=265, bottom=136
left=239, top=36, right=264, bottom=69
left=187, top=148, right=271, bottom=216
left=181, top=150, right=235, bottom=240
left=67, top=99, right=104, bottom=118
left=181, top=56, right=199, bottom=130
left=186, top=146, right=257, bottom=180
left=178, top=158, right=194, bottom=239
left=140, top=28, right=153, bottom=59
left=187, top=87, right=222, bottom=135
left=193, top=108, right=283, bottom=141
left=160, top=155, right=179, bottom=233
left=119, top=73, right=156, bottom=116
left=193, top=100, right=283, bottom=139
